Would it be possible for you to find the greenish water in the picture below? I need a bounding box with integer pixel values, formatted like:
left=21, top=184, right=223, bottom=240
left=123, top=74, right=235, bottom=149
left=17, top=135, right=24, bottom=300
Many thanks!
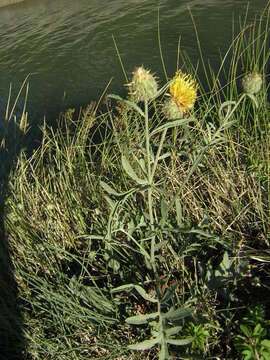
left=0, top=0, right=268, bottom=122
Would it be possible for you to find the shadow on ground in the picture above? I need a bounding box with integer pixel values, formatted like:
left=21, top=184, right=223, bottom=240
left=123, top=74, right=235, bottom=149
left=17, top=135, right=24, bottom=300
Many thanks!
left=0, top=119, right=26, bottom=359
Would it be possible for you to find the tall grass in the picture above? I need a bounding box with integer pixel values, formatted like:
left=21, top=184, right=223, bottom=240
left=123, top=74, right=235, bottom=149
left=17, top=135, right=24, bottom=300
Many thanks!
left=3, top=4, right=270, bottom=359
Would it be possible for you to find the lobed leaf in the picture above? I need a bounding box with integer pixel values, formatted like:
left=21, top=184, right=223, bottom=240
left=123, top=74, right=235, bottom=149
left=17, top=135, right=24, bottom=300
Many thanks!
left=128, top=335, right=161, bottom=350
left=126, top=312, right=159, bottom=325
left=164, top=307, right=193, bottom=320
left=165, top=326, right=182, bottom=337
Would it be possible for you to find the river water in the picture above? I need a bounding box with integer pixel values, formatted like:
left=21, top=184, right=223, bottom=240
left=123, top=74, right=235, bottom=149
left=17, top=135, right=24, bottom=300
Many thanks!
left=0, top=0, right=268, bottom=123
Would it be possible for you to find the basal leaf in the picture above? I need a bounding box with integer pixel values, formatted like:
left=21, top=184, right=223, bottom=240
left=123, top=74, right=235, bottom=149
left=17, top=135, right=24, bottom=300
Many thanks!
left=128, top=335, right=161, bottom=350
left=126, top=312, right=159, bottom=325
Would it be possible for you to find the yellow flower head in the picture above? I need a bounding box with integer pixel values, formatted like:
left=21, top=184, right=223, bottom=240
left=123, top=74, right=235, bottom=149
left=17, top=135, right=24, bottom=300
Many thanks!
left=169, top=71, right=198, bottom=114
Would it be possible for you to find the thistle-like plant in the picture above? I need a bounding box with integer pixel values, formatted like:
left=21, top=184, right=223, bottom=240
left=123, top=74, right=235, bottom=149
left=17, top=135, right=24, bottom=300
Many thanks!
left=97, top=67, right=261, bottom=359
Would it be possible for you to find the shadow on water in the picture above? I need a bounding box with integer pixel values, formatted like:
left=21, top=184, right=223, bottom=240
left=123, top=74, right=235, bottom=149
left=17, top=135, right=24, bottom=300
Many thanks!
left=0, top=87, right=29, bottom=359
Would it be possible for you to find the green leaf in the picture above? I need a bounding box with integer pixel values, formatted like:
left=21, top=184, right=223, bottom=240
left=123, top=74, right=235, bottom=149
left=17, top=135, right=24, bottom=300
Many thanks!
left=88, top=234, right=105, bottom=240
left=161, top=283, right=177, bottom=303
left=262, top=339, right=270, bottom=348
left=126, top=312, right=159, bottom=325
left=154, top=241, right=168, bottom=252
left=100, top=181, right=120, bottom=196
left=166, top=337, right=193, bottom=346
left=121, top=154, right=147, bottom=185
left=108, top=258, right=120, bottom=272
left=103, top=194, right=115, bottom=211
left=262, top=351, right=270, bottom=360
left=158, top=152, right=171, bottom=161
left=134, top=285, right=157, bottom=303
left=220, top=119, right=236, bottom=131
left=248, top=251, right=270, bottom=263
left=150, top=117, right=195, bottom=137
left=189, top=228, right=216, bottom=238
left=218, top=100, right=236, bottom=119
left=175, top=197, right=182, bottom=226
left=240, top=324, right=252, bottom=338
left=160, top=198, right=168, bottom=227
left=242, top=349, right=253, bottom=360
left=108, top=94, right=145, bottom=118
left=128, top=336, right=161, bottom=350
left=245, top=93, right=258, bottom=108
left=215, top=251, right=233, bottom=278
left=164, top=307, right=193, bottom=320
left=165, top=326, right=182, bottom=336
left=111, top=283, right=134, bottom=293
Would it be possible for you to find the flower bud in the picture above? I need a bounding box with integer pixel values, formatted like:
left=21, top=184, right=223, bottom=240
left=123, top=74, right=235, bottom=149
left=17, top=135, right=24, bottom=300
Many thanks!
left=128, top=66, right=158, bottom=102
left=242, top=72, right=262, bottom=95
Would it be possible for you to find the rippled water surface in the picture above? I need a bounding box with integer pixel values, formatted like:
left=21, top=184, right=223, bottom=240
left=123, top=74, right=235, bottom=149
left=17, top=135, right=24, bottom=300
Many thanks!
left=0, top=0, right=268, bottom=121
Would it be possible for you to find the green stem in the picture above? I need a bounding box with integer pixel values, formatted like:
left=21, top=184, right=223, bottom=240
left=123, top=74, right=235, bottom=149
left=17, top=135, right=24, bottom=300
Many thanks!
left=151, top=128, right=167, bottom=183
left=144, top=100, right=156, bottom=272
left=145, top=102, right=164, bottom=310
